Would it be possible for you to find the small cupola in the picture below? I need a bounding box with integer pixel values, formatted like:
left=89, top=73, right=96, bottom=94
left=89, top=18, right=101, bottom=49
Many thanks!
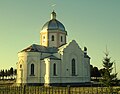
left=51, top=11, right=56, bottom=20
left=41, top=11, right=66, bottom=31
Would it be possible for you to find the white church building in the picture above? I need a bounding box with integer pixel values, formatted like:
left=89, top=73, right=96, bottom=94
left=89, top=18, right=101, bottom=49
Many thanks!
left=16, top=11, right=91, bottom=86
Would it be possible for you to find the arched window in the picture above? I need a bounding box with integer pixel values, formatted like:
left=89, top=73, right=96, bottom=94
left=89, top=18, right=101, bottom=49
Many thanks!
left=43, top=36, right=45, bottom=42
left=51, top=35, right=54, bottom=41
left=61, top=36, right=63, bottom=42
left=43, top=36, right=45, bottom=39
left=31, top=64, right=34, bottom=75
left=53, top=63, right=57, bottom=76
left=72, top=59, right=76, bottom=76
left=20, top=64, right=22, bottom=68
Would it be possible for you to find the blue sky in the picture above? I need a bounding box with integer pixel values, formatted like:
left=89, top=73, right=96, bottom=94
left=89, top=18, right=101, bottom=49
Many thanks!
left=0, top=0, right=120, bottom=78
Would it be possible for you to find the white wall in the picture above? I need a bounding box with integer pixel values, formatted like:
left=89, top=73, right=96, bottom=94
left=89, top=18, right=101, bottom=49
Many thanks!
left=49, top=33, right=57, bottom=47
left=59, top=40, right=90, bottom=83
left=59, top=33, right=66, bottom=46
left=40, top=29, right=67, bottom=47
left=16, top=52, right=28, bottom=84
left=40, top=30, right=48, bottom=47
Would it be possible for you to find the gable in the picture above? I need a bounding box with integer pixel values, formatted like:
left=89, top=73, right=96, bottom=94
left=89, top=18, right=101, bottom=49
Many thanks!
left=40, top=55, right=61, bottom=60
left=58, top=40, right=84, bottom=56
left=20, top=44, right=58, bottom=53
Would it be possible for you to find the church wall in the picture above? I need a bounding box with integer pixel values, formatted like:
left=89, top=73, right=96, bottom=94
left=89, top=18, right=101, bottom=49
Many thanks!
left=83, top=58, right=90, bottom=82
left=62, top=53, right=84, bottom=82
left=43, top=58, right=61, bottom=85
left=40, top=60, right=46, bottom=83
left=41, top=30, right=67, bottom=47
left=44, top=58, right=50, bottom=85
left=40, top=52, right=55, bottom=84
left=40, top=31, right=48, bottom=47
left=48, top=33, right=57, bottom=47
left=16, top=52, right=28, bottom=84
left=60, top=40, right=90, bottom=83
left=62, top=41, right=83, bottom=75
left=59, top=33, right=66, bottom=46
left=26, top=52, right=41, bottom=84
left=49, top=60, right=61, bottom=84
left=39, top=53, right=56, bottom=83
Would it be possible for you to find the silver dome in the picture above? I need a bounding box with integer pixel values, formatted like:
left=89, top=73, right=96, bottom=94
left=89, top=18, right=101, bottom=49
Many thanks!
left=42, top=11, right=66, bottom=31
left=42, top=19, right=65, bottom=31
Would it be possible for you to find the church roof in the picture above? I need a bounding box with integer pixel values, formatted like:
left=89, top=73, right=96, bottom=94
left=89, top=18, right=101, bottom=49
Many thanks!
left=42, top=19, right=65, bottom=31
left=58, top=40, right=79, bottom=52
left=20, top=41, right=90, bottom=59
left=40, top=55, right=61, bottom=60
left=20, top=44, right=58, bottom=53
left=41, top=11, right=66, bottom=32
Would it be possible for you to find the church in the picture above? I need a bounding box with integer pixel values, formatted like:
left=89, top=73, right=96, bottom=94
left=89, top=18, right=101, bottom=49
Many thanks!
left=16, top=11, right=91, bottom=86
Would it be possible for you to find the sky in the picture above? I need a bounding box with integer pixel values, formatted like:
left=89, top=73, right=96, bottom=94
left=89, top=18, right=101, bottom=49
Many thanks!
left=0, top=0, right=120, bottom=78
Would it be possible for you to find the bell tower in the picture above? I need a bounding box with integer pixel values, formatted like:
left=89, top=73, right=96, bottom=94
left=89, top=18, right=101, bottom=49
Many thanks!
left=40, top=11, right=67, bottom=47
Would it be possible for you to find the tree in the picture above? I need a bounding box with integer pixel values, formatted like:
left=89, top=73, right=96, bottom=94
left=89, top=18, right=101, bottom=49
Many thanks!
left=100, top=51, right=117, bottom=87
left=90, top=65, right=101, bottom=81
left=0, top=70, right=2, bottom=79
left=93, top=67, right=101, bottom=79
left=4, top=69, right=8, bottom=79
left=90, top=65, right=94, bottom=77
left=13, top=69, right=17, bottom=75
left=9, top=67, right=14, bottom=79
left=1, top=70, right=5, bottom=79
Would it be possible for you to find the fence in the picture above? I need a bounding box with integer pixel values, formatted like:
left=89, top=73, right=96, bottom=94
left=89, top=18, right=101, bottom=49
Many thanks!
left=0, top=85, right=119, bottom=94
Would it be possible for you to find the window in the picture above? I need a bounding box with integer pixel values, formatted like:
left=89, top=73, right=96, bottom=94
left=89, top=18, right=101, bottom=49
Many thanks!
left=53, top=63, right=57, bottom=76
left=20, top=64, right=22, bottom=68
left=43, top=36, right=45, bottom=42
left=72, top=59, right=76, bottom=76
left=51, top=35, right=54, bottom=41
left=61, top=36, right=63, bottom=42
left=43, top=36, right=45, bottom=39
left=31, top=64, right=34, bottom=75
